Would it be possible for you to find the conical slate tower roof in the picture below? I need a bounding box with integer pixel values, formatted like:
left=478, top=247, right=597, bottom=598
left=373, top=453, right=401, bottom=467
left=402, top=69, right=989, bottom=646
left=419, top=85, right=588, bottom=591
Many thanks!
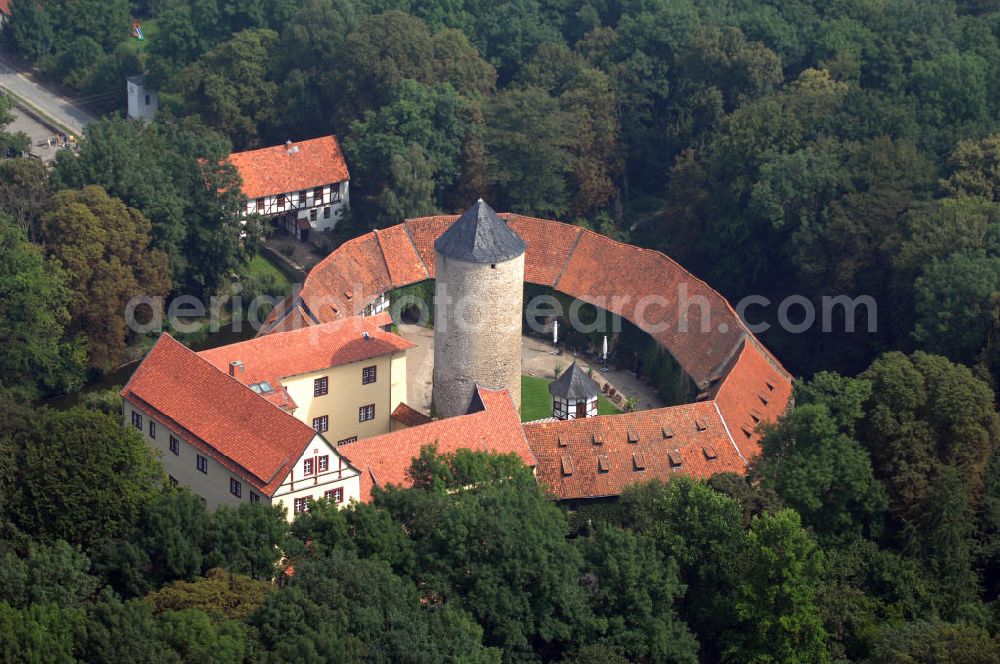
left=434, top=199, right=527, bottom=263
left=548, top=362, right=601, bottom=400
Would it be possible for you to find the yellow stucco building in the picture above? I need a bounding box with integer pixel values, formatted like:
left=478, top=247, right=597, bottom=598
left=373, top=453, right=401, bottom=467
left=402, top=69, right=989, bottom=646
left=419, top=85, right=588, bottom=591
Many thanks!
left=121, top=316, right=412, bottom=520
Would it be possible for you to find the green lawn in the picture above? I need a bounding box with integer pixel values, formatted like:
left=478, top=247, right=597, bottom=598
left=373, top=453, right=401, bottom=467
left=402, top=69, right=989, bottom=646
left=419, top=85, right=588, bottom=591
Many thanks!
left=520, top=375, right=620, bottom=422
left=248, top=254, right=291, bottom=294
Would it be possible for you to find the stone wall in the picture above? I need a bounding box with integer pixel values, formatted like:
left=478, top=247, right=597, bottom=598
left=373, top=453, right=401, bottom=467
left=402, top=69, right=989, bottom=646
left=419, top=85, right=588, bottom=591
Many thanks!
left=432, top=251, right=524, bottom=418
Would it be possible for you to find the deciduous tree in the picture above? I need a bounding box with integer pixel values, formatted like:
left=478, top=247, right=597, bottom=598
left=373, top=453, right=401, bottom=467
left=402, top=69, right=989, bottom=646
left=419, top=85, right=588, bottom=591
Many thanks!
left=0, top=214, right=83, bottom=398
left=10, top=407, right=163, bottom=547
left=40, top=186, right=171, bottom=371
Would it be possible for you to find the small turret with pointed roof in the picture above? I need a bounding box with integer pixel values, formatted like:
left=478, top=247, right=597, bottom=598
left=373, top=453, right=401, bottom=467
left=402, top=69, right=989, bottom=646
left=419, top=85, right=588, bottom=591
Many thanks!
left=549, top=362, right=601, bottom=401
left=434, top=198, right=526, bottom=264
left=549, top=361, right=601, bottom=420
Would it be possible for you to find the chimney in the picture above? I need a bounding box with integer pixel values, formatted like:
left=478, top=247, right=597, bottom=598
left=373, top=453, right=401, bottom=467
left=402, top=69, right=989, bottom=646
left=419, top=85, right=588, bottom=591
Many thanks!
left=285, top=139, right=292, bottom=149
left=229, top=360, right=244, bottom=377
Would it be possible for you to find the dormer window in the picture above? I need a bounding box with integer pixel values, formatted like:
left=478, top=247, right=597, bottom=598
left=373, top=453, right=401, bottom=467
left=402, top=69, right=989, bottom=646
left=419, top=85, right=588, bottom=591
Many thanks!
left=561, top=456, right=574, bottom=476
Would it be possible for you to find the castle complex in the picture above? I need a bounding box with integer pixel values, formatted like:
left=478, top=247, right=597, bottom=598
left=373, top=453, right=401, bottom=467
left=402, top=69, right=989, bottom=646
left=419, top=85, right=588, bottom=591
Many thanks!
left=432, top=199, right=526, bottom=418
left=123, top=200, right=794, bottom=515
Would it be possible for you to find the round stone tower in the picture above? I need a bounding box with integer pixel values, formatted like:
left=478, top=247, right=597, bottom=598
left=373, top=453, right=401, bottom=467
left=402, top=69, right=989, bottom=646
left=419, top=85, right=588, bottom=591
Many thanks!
left=432, top=199, right=526, bottom=418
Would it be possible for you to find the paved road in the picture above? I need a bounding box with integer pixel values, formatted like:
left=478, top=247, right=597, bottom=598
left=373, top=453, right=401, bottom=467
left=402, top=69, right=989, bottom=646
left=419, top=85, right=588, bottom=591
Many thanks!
left=7, top=106, right=67, bottom=162
left=0, top=52, right=97, bottom=136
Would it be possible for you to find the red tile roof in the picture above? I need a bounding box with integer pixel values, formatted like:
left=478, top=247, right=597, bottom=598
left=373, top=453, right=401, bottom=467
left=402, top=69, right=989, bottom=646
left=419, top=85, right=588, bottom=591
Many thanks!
left=339, top=387, right=536, bottom=501
left=264, top=213, right=787, bottom=387
left=0, top=1, right=11, bottom=15
left=255, top=211, right=795, bottom=499
left=120, top=334, right=319, bottom=496
left=712, top=339, right=794, bottom=461
left=524, top=402, right=744, bottom=501
left=375, top=224, right=430, bottom=286
left=369, top=310, right=393, bottom=330
left=198, top=316, right=413, bottom=390
left=227, top=136, right=349, bottom=200
left=391, top=403, right=432, bottom=428
left=506, top=214, right=584, bottom=286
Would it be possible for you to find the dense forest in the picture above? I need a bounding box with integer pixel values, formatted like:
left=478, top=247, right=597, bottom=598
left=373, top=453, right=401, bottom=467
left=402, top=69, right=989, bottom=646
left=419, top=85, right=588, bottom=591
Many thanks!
left=2, top=0, right=1000, bottom=662
left=5, top=0, right=1000, bottom=378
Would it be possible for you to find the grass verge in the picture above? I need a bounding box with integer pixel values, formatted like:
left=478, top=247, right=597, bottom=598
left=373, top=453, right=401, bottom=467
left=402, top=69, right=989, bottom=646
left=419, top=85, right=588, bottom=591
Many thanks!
left=520, top=375, right=620, bottom=422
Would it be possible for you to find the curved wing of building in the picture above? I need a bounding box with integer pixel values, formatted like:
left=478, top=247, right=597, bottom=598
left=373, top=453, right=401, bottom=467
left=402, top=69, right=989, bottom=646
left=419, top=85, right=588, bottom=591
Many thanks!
left=262, top=213, right=794, bottom=498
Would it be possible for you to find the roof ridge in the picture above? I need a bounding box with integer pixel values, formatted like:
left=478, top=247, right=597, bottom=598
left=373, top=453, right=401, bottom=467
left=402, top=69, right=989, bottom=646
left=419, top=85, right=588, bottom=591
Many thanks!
left=547, top=223, right=584, bottom=289
left=125, top=334, right=320, bottom=480
left=372, top=228, right=396, bottom=288
left=402, top=221, right=431, bottom=278
left=126, top=391, right=271, bottom=487
left=169, top=334, right=318, bottom=435
left=228, top=134, right=334, bottom=158
left=712, top=399, right=747, bottom=466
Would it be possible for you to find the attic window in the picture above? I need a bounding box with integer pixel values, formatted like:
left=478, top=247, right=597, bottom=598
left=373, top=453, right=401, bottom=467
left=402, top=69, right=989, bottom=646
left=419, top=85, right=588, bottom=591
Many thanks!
left=702, top=445, right=718, bottom=460
left=627, top=428, right=639, bottom=444
left=561, top=456, right=574, bottom=476
left=597, top=454, right=610, bottom=473
left=766, top=380, right=775, bottom=391
left=758, top=393, right=769, bottom=406
left=592, top=433, right=604, bottom=445
left=330, top=305, right=338, bottom=314
left=750, top=410, right=762, bottom=424
left=740, top=424, right=753, bottom=439
left=633, top=452, right=646, bottom=470
left=249, top=381, right=274, bottom=394
left=344, top=290, right=353, bottom=300
left=695, top=418, right=707, bottom=432
left=557, top=435, right=567, bottom=447
left=668, top=450, right=683, bottom=467
left=661, top=426, right=674, bottom=439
